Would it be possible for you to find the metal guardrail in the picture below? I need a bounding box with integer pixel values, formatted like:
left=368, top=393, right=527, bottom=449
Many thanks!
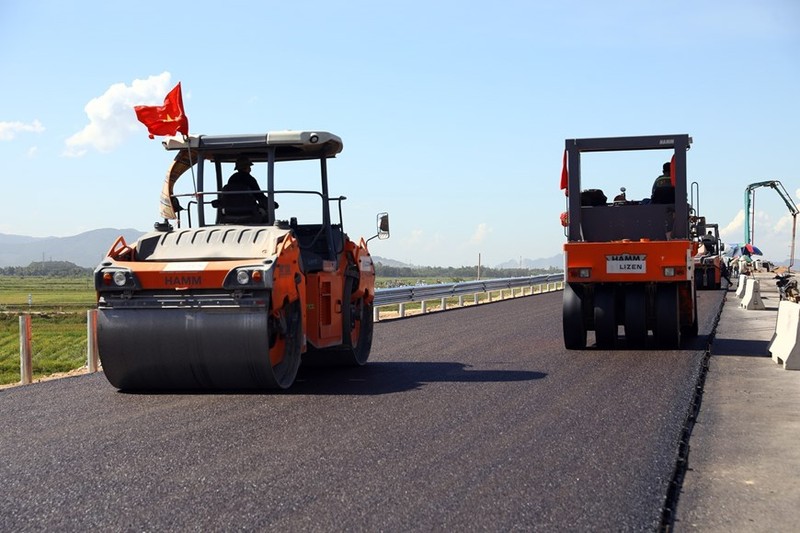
left=373, top=273, right=565, bottom=320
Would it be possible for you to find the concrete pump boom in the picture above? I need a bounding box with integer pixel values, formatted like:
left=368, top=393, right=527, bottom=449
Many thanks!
left=745, top=180, right=799, bottom=268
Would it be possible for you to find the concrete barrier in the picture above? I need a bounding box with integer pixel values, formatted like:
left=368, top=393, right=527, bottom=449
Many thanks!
left=736, top=274, right=748, bottom=298
left=740, top=279, right=766, bottom=310
left=768, top=300, right=800, bottom=370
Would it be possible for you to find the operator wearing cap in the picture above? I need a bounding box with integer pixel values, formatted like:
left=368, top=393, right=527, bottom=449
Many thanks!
left=226, top=156, right=269, bottom=212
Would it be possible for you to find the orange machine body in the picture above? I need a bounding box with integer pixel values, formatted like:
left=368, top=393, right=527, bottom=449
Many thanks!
left=564, top=240, right=693, bottom=284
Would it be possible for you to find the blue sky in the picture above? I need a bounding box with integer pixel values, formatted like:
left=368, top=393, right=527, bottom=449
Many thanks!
left=1, top=0, right=798, bottom=267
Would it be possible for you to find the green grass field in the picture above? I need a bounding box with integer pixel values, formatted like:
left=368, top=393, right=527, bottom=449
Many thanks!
left=0, top=275, right=95, bottom=311
left=375, top=276, right=468, bottom=289
left=0, top=313, right=88, bottom=384
left=0, top=276, right=94, bottom=385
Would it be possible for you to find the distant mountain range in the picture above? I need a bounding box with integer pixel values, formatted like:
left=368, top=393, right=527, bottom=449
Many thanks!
left=371, top=256, right=412, bottom=268
left=0, top=229, right=145, bottom=268
left=496, top=254, right=564, bottom=269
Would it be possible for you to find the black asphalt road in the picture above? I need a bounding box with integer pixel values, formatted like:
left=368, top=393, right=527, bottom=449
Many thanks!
left=0, top=290, right=724, bottom=531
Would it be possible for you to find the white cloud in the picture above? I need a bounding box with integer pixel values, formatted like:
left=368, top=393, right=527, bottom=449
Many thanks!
left=0, top=119, right=44, bottom=141
left=720, top=207, right=799, bottom=262
left=774, top=214, right=794, bottom=233
left=394, top=228, right=451, bottom=265
left=404, top=228, right=424, bottom=246
left=63, top=72, right=174, bottom=157
left=470, top=222, right=491, bottom=244
left=719, top=209, right=744, bottom=244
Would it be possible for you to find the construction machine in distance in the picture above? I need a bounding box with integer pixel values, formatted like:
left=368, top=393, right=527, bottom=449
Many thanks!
left=693, top=220, right=723, bottom=290
left=94, top=130, right=389, bottom=390
left=561, top=134, right=701, bottom=349
left=745, top=180, right=799, bottom=270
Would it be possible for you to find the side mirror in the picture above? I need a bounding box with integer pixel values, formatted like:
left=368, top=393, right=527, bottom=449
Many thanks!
left=368, top=212, right=390, bottom=243
left=378, top=212, right=390, bottom=238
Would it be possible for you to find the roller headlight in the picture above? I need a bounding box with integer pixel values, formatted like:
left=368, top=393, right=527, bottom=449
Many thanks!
left=113, top=271, right=128, bottom=286
left=224, top=266, right=272, bottom=289
left=569, top=268, right=591, bottom=279
left=96, top=268, right=139, bottom=291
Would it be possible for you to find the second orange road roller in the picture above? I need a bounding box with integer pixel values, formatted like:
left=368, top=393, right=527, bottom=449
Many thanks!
left=561, top=134, right=701, bottom=349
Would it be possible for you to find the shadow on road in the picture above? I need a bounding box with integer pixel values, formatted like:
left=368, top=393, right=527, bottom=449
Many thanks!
left=709, top=338, right=771, bottom=357
left=107, top=362, right=545, bottom=396
left=290, top=361, right=547, bottom=395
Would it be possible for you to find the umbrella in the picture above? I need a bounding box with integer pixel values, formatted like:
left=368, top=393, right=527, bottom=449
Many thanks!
left=726, top=243, right=764, bottom=258
left=744, top=243, right=763, bottom=256
left=725, top=244, right=744, bottom=258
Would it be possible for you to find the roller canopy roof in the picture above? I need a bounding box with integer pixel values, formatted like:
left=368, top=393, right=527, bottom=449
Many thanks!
left=564, top=134, right=692, bottom=152
left=162, top=130, right=343, bottom=162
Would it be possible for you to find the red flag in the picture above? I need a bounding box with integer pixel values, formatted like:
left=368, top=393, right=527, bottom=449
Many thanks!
left=560, top=150, right=568, bottom=192
left=134, top=82, right=189, bottom=139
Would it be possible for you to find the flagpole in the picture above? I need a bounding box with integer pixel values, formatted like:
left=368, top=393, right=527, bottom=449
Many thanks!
left=183, top=133, right=198, bottom=199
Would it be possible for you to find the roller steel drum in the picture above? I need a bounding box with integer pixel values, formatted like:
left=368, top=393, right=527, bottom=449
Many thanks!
left=98, top=307, right=284, bottom=390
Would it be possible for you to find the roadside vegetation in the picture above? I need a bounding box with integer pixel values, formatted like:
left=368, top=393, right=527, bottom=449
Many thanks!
left=374, top=263, right=559, bottom=288
left=0, top=262, right=95, bottom=385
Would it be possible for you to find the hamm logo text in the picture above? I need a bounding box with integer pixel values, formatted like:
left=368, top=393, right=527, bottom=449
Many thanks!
left=164, top=275, right=202, bottom=286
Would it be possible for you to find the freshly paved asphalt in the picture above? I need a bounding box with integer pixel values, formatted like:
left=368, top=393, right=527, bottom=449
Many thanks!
left=1, top=279, right=793, bottom=531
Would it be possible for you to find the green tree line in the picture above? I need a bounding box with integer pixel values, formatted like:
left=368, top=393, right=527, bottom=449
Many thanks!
left=0, top=261, right=93, bottom=277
